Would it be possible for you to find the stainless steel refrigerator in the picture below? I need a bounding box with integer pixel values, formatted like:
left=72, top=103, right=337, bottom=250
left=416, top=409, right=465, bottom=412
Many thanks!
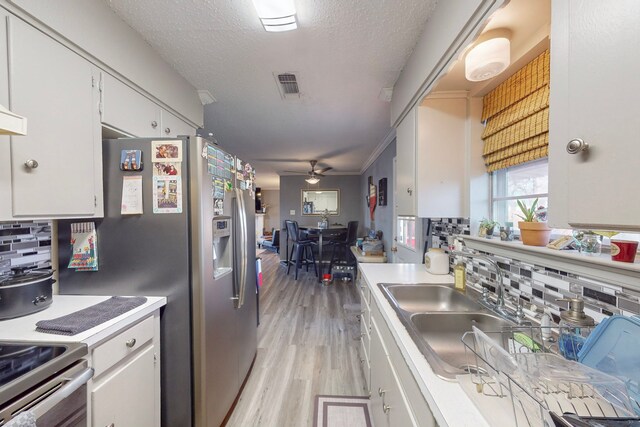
left=57, top=136, right=257, bottom=427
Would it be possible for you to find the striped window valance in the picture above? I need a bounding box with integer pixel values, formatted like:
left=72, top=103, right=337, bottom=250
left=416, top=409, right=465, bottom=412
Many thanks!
left=482, top=49, right=550, bottom=172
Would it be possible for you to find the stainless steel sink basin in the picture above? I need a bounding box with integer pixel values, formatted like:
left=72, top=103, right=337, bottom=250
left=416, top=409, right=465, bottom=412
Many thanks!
left=377, top=283, right=515, bottom=380
left=382, top=284, right=482, bottom=313
left=409, top=312, right=512, bottom=379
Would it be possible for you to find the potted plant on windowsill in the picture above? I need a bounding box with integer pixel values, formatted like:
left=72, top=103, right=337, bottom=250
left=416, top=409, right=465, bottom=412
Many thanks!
left=479, top=218, right=499, bottom=238
left=517, top=198, right=552, bottom=246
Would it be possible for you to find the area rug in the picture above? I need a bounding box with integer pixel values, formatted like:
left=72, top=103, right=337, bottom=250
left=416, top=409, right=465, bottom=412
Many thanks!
left=313, top=395, right=372, bottom=427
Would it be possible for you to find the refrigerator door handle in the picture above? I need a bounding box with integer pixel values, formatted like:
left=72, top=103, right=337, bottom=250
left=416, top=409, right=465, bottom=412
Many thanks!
left=231, top=192, right=240, bottom=305
left=237, top=188, right=248, bottom=309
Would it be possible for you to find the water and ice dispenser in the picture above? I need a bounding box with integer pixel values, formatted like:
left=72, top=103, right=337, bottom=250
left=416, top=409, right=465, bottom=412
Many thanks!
left=212, top=217, right=232, bottom=278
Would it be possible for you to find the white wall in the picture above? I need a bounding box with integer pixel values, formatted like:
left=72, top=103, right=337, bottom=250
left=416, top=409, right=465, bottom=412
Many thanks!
left=261, top=189, right=280, bottom=233
left=3, top=0, right=202, bottom=126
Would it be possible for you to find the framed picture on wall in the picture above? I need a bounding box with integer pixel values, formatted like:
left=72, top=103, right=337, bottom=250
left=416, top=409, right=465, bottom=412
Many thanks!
left=378, top=178, right=387, bottom=206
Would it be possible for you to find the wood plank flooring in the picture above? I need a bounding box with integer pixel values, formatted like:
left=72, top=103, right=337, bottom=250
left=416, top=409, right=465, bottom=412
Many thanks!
left=226, top=252, right=366, bottom=426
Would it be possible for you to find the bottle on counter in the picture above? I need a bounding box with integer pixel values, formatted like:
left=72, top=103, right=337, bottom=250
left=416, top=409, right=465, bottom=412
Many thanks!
left=452, top=238, right=466, bottom=291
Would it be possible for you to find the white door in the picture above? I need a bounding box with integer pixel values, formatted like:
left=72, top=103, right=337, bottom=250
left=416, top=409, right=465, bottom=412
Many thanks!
left=9, top=17, right=98, bottom=216
left=391, top=157, right=398, bottom=263
left=550, top=0, right=640, bottom=230
left=92, top=346, right=157, bottom=427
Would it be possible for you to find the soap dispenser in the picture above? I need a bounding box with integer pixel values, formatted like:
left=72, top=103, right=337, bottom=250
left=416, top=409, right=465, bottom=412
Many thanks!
left=556, top=297, right=595, bottom=360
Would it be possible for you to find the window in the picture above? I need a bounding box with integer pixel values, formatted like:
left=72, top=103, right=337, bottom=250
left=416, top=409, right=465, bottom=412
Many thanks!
left=397, top=216, right=417, bottom=250
left=491, top=159, right=548, bottom=226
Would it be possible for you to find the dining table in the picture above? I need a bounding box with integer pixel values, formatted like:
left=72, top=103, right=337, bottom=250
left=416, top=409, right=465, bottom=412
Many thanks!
left=299, top=225, right=347, bottom=282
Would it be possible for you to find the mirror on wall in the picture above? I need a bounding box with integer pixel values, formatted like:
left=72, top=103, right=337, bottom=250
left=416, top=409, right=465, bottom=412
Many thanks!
left=301, top=189, right=340, bottom=215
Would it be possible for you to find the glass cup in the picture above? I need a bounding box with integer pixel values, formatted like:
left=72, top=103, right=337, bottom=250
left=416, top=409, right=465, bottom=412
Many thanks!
left=573, top=230, right=601, bottom=256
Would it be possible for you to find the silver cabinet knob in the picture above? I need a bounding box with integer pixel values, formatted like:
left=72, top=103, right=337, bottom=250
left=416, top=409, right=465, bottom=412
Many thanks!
left=151, top=121, right=158, bottom=129
left=383, top=403, right=391, bottom=413
left=567, top=138, right=589, bottom=154
left=24, top=159, right=39, bottom=169
left=164, top=127, right=171, bottom=134
left=126, top=338, right=137, bottom=348
left=378, top=387, right=386, bottom=397
left=407, top=187, right=413, bottom=195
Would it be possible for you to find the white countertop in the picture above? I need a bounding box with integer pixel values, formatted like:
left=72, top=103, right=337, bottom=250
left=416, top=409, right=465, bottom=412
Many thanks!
left=0, top=295, right=166, bottom=347
left=359, top=263, right=490, bottom=427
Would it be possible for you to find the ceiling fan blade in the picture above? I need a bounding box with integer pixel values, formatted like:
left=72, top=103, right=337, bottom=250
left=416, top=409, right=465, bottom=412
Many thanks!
left=282, top=170, right=307, bottom=174
left=316, top=166, right=332, bottom=174
left=315, top=173, right=325, bottom=177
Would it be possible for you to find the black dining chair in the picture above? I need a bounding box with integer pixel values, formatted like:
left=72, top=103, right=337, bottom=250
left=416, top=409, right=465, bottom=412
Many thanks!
left=285, top=220, right=318, bottom=280
left=328, top=220, right=358, bottom=275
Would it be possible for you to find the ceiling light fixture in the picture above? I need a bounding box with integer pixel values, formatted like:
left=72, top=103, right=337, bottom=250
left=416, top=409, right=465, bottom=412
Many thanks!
left=465, top=32, right=511, bottom=82
left=305, top=177, right=319, bottom=185
left=252, top=0, right=297, bottom=32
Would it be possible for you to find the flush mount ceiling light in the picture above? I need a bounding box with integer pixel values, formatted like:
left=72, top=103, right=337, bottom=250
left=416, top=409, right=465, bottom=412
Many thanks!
left=252, top=0, right=297, bottom=32
left=465, top=31, right=511, bottom=82
left=305, top=176, right=320, bottom=185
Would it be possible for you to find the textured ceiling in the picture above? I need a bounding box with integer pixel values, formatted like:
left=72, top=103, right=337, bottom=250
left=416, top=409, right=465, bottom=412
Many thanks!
left=105, top=0, right=438, bottom=188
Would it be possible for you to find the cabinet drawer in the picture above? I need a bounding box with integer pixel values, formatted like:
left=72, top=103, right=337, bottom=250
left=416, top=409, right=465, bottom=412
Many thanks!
left=92, top=315, right=154, bottom=377
left=359, top=338, right=371, bottom=394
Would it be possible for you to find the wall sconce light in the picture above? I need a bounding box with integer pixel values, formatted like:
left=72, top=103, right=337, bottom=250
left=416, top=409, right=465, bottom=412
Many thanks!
left=465, top=31, right=511, bottom=82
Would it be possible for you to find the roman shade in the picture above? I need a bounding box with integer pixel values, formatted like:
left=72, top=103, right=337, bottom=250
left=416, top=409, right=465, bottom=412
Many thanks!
left=481, top=49, right=550, bottom=172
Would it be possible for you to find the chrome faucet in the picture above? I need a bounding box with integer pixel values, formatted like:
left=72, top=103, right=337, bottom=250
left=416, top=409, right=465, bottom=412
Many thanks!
left=452, top=250, right=506, bottom=310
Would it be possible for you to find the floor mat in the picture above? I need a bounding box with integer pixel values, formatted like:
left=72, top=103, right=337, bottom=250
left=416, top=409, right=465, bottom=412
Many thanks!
left=313, top=395, right=372, bottom=427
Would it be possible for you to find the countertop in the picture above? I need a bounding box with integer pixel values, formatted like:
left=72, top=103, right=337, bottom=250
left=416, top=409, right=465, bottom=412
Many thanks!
left=358, top=263, right=489, bottom=427
left=0, top=295, right=166, bottom=347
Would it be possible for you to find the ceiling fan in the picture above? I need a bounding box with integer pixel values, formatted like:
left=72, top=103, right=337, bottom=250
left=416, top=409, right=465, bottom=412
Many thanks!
left=284, top=160, right=332, bottom=184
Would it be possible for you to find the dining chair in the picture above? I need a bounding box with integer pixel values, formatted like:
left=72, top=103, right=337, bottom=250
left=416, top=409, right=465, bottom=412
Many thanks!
left=328, top=220, right=358, bottom=275
left=285, top=220, right=318, bottom=280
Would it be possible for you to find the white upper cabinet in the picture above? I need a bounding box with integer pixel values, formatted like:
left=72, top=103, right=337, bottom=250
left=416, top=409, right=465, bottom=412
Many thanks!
left=160, top=109, right=196, bottom=138
left=416, top=95, right=466, bottom=218
left=549, top=0, right=640, bottom=230
left=395, top=95, right=467, bottom=219
left=101, top=73, right=161, bottom=137
left=101, top=73, right=195, bottom=138
left=395, top=108, right=417, bottom=216
left=7, top=17, right=101, bottom=218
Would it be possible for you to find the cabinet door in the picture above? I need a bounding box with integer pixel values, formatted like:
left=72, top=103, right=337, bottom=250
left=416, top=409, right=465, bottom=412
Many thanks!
left=550, top=0, right=640, bottom=230
left=160, top=109, right=195, bottom=137
left=416, top=97, right=466, bottom=218
left=92, top=345, right=157, bottom=427
left=370, top=319, right=417, bottom=427
left=8, top=17, right=98, bottom=216
left=395, top=109, right=416, bottom=216
left=101, top=73, right=161, bottom=137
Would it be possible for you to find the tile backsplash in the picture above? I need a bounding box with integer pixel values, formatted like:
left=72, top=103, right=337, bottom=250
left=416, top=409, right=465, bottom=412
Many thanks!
left=427, top=218, right=640, bottom=322
left=0, top=221, right=52, bottom=275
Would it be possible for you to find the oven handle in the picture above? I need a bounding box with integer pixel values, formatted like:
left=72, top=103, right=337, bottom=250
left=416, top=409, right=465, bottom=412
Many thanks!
left=32, top=368, right=94, bottom=419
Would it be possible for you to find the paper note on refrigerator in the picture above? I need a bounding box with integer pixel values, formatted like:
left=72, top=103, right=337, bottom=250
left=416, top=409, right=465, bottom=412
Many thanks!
left=121, top=175, right=143, bottom=215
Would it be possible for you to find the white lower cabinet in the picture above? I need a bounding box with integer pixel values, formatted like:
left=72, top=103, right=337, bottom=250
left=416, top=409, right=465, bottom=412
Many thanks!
left=370, top=318, right=417, bottom=427
left=88, top=314, right=160, bottom=427
left=358, top=274, right=435, bottom=427
left=92, top=345, right=156, bottom=427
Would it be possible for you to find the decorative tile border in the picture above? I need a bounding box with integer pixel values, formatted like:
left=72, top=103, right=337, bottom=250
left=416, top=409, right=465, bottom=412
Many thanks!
left=0, top=221, right=52, bottom=275
left=427, top=218, right=640, bottom=322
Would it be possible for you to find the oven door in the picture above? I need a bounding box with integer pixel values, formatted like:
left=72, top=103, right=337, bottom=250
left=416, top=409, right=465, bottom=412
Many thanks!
left=0, top=361, right=93, bottom=427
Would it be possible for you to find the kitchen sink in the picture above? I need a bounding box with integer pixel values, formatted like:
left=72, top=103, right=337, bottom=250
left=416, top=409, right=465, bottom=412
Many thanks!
left=377, top=283, right=515, bottom=380
left=409, top=312, right=512, bottom=379
left=381, top=284, right=482, bottom=313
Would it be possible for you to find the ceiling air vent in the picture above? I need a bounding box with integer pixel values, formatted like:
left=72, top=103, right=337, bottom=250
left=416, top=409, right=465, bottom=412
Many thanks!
left=274, top=72, right=301, bottom=100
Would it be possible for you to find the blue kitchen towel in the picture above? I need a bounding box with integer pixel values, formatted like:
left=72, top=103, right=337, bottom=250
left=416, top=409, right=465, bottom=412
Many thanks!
left=36, top=296, right=147, bottom=336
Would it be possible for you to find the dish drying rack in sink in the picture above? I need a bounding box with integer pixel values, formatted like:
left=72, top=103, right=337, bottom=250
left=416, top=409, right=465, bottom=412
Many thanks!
left=461, top=324, right=640, bottom=426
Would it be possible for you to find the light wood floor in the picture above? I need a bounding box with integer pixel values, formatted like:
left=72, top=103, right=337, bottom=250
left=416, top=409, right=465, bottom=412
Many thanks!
left=226, top=251, right=366, bottom=426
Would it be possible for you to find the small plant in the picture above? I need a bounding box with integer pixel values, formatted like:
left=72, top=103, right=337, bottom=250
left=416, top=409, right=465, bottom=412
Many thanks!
left=516, top=198, right=540, bottom=222
left=480, top=218, right=499, bottom=229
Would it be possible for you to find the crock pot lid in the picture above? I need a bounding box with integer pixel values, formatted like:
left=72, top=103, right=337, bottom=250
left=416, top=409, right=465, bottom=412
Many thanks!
left=0, top=267, right=53, bottom=286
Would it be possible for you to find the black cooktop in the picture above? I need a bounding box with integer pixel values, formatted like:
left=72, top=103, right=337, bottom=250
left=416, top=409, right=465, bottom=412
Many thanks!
left=0, top=342, right=87, bottom=407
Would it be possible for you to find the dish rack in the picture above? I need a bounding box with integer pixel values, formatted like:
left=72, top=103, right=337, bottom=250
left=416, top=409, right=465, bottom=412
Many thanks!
left=461, top=324, right=639, bottom=426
